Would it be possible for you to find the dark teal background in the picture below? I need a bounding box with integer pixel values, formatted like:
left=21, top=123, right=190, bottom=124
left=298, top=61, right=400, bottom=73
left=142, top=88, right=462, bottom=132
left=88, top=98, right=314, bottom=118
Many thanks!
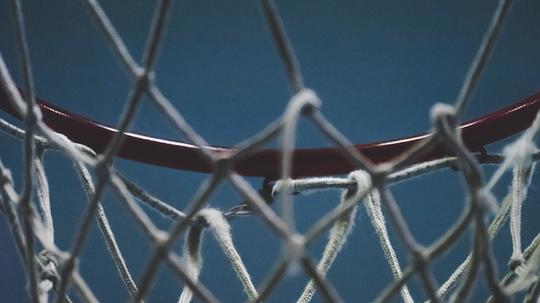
left=1, top=0, right=540, bottom=302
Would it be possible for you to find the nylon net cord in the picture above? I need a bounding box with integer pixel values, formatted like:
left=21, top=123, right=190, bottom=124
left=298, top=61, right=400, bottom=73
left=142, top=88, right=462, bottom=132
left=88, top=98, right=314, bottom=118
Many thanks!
left=0, top=0, right=540, bottom=302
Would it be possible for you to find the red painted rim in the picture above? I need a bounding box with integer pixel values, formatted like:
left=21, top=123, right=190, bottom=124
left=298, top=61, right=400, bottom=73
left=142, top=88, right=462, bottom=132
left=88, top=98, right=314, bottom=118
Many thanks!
left=1, top=87, right=539, bottom=178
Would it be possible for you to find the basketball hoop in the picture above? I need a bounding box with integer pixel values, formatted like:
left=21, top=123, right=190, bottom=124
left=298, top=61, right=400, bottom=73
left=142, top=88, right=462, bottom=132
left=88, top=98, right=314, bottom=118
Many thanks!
left=1, top=0, right=539, bottom=302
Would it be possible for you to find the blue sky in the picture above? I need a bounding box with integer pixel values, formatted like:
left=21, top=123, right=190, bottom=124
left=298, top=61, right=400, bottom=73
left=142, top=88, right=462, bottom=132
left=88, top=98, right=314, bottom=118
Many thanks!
left=1, top=0, right=540, bottom=302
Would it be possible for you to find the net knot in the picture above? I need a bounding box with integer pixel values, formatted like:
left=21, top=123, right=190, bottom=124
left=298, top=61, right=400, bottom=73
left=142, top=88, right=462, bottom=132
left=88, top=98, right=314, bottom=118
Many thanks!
left=503, top=137, right=537, bottom=167
left=197, top=208, right=227, bottom=231
left=409, top=247, right=429, bottom=269
left=291, top=88, right=321, bottom=116
left=134, top=68, right=154, bottom=91
left=345, top=170, right=372, bottom=200
left=37, top=250, right=60, bottom=293
left=430, top=103, right=456, bottom=125
left=285, top=233, right=305, bottom=274
left=214, top=157, right=233, bottom=175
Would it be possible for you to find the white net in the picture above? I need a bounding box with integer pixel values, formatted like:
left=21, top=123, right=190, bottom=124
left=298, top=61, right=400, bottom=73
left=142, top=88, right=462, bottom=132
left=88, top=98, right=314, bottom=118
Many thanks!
left=1, top=0, right=540, bottom=302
